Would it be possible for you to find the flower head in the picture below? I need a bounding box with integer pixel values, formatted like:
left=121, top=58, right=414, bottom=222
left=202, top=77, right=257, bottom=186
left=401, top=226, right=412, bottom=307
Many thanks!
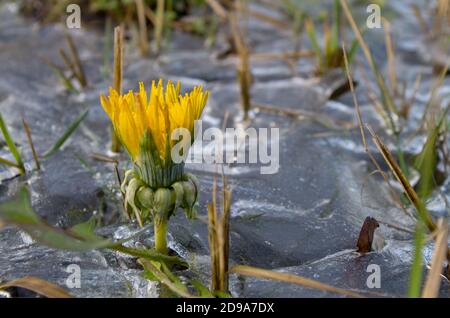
left=100, top=80, right=208, bottom=163
left=101, top=80, right=208, bottom=188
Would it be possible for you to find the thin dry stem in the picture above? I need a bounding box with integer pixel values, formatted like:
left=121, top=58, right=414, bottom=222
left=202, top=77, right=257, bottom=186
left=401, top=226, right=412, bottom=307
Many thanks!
left=383, top=19, right=397, bottom=96
left=342, top=45, right=413, bottom=219
left=231, top=265, right=364, bottom=298
left=205, top=0, right=228, bottom=21
left=422, top=218, right=449, bottom=297
left=208, top=174, right=231, bottom=293
left=111, top=26, right=123, bottom=153
left=64, top=33, right=87, bottom=87
left=136, top=0, right=149, bottom=56
left=230, top=9, right=252, bottom=121
left=22, top=117, right=40, bottom=171
left=154, top=0, right=165, bottom=53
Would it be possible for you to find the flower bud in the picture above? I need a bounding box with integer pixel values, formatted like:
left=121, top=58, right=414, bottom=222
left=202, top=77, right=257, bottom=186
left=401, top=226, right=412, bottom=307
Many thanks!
left=181, top=179, right=198, bottom=219
left=125, top=178, right=144, bottom=226
left=153, top=188, right=176, bottom=218
left=136, top=186, right=154, bottom=210
left=171, top=181, right=185, bottom=210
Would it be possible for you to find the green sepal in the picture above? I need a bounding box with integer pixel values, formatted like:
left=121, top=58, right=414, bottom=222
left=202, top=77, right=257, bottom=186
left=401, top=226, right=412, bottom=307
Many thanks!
left=153, top=188, right=175, bottom=219
left=171, top=182, right=185, bottom=212
left=181, top=173, right=200, bottom=219
left=125, top=178, right=144, bottom=221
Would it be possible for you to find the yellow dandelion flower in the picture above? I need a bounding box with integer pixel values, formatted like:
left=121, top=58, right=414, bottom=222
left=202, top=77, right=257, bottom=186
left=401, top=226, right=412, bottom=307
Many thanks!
left=100, top=80, right=208, bottom=163
left=101, top=80, right=207, bottom=250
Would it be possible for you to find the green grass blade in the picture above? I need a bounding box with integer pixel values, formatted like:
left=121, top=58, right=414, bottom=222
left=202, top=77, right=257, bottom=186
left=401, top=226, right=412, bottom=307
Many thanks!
left=42, top=108, right=89, bottom=159
left=306, top=19, right=323, bottom=64
left=414, top=104, right=450, bottom=199
left=0, top=112, right=24, bottom=174
left=408, top=221, right=425, bottom=298
left=0, top=156, right=21, bottom=169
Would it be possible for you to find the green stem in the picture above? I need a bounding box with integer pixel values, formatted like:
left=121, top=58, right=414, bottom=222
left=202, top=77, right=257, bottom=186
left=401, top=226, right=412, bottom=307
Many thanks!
left=154, top=215, right=169, bottom=255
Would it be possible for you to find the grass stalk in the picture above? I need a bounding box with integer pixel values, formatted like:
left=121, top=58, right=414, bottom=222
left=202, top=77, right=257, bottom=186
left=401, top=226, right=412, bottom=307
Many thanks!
left=340, top=0, right=397, bottom=119
left=111, top=26, right=123, bottom=153
left=208, top=176, right=231, bottom=293
left=422, top=218, right=448, bottom=298
left=231, top=265, right=364, bottom=298
left=383, top=19, right=397, bottom=96
left=136, top=0, right=149, bottom=56
left=205, top=0, right=228, bottom=21
left=230, top=10, right=251, bottom=121
left=64, top=33, right=87, bottom=88
left=154, top=0, right=165, bottom=54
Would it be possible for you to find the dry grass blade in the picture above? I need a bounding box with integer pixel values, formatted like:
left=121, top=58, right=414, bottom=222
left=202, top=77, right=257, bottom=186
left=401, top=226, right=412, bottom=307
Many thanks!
left=154, top=0, right=165, bottom=53
left=144, top=5, right=156, bottom=25
left=111, top=26, right=123, bottom=153
left=378, top=220, right=415, bottom=234
left=250, top=50, right=315, bottom=62
left=64, top=33, right=87, bottom=87
left=342, top=45, right=412, bottom=217
left=340, top=0, right=397, bottom=119
left=383, top=19, right=397, bottom=96
left=231, top=265, right=364, bottom=298
left=255, top=103, right=353, bottom=131
left=59, top=48, right=81, bottom=85
left=367, top=126, right=436, bottom=232
left=230, top=8, right=252, bottom=121
left=411, top=5, right=429, bottom=34
left=367, top=127, right=450, bottom=276
left=422, top=218, right=449, bottom=298
left=113, top=26, right=123, bottom=95
left=205, top=0, right=228, bottom=21
left=22, top=117, right=40, bottom=171
left=0, top=276, right=73, bottom=298
left=208, top=175, right=232, bottom=293
left=237, top=5, right=289, bottom=29
left=420, top=64, right=449, bottom=129
left=136, top=0, right=149, bottom=56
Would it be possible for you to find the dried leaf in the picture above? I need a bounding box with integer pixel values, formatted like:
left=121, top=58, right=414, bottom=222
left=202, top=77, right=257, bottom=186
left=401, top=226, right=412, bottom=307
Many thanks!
left=0, top=276, right=72, bottom=298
